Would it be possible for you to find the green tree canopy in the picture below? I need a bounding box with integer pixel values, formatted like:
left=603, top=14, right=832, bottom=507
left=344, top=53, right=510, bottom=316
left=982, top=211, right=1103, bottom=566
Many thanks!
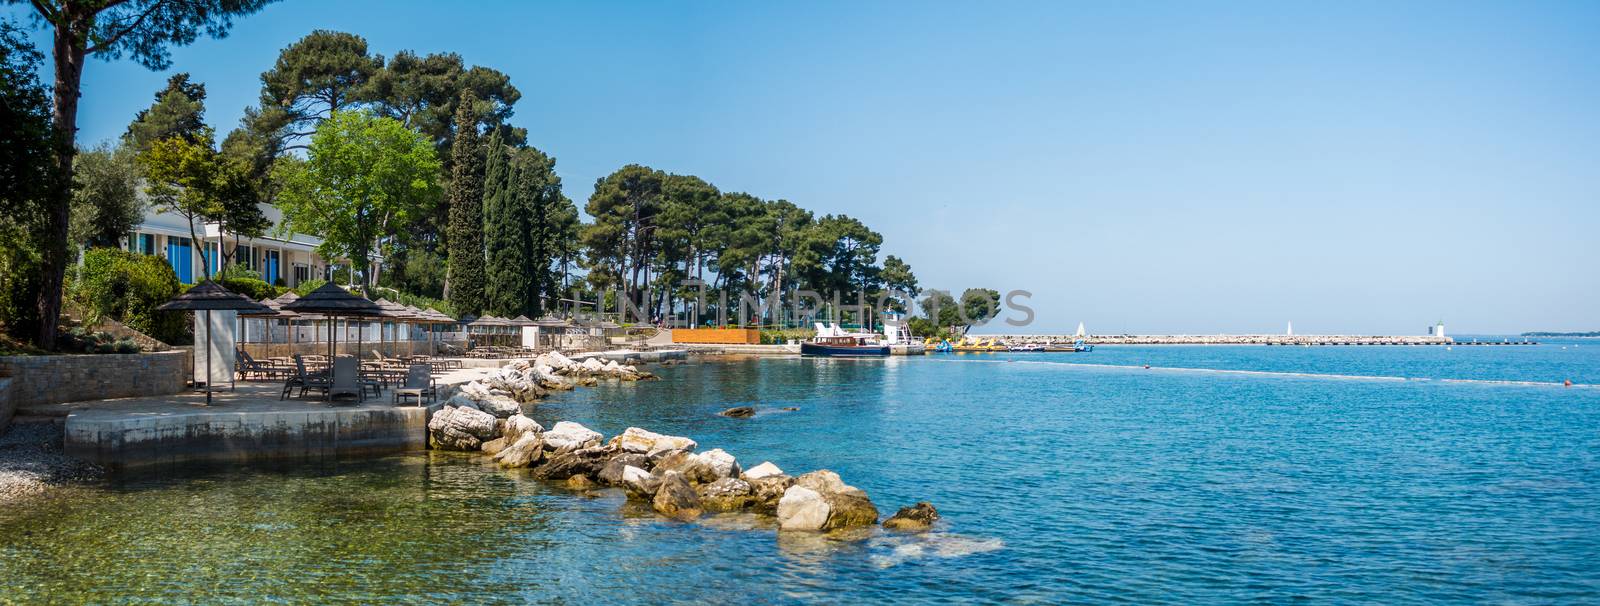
left=70, top=142, right=144, bottom=249
left=272, top=110, right=440, bottom=288
left=14, top=0, right=275, bottom=347
left=123, top=72, right=207, bottom=152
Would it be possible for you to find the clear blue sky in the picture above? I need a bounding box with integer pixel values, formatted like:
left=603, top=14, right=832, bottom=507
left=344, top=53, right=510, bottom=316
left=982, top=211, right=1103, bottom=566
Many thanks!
left=7, top=0, right=1597, bottom=334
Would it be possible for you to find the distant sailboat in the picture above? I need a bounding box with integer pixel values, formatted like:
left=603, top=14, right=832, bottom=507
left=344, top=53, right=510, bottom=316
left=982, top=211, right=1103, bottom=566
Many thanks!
left=1075, top=322, right=1087, bottom=338
left=1286, top=321, right=1294, bottom=336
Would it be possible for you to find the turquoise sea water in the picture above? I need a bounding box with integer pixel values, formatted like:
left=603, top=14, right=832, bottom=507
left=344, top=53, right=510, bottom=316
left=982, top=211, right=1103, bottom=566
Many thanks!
left=2, top=341, right=1598, bottom=604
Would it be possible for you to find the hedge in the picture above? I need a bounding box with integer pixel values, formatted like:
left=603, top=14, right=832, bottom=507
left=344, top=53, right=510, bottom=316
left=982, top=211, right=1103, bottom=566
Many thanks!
left=71, top=248, right=188, bottom=345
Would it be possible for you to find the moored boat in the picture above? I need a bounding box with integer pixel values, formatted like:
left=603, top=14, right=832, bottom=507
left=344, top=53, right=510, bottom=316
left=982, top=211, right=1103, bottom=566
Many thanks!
left=801, top=335, right=890, bottom=356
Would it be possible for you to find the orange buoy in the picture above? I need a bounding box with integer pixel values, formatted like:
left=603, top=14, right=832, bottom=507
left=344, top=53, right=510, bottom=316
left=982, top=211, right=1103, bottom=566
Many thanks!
left=1565, top=380, right=1573, bottom=387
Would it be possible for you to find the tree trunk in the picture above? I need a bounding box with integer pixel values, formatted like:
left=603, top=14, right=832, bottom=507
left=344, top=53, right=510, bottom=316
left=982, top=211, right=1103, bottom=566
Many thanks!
left=35, top=11, right=92, bottom=348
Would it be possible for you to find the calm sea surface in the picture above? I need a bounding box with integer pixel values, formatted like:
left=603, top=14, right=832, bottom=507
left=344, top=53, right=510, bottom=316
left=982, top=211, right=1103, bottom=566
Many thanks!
left=2, top=340, right=1597, bottom=604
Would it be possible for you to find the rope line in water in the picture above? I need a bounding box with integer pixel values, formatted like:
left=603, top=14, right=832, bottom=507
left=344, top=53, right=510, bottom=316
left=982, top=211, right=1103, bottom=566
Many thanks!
left=920, top=357, right=1593, bottom=390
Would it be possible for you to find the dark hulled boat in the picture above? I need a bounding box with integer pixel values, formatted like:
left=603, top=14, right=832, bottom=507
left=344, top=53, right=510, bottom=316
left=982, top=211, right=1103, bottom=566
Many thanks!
left=800, top=335, right=890, bottom=357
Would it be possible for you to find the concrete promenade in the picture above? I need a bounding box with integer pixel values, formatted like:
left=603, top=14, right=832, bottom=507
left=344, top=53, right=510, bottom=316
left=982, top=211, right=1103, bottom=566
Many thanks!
left=52, top=367, right=498, bottom=468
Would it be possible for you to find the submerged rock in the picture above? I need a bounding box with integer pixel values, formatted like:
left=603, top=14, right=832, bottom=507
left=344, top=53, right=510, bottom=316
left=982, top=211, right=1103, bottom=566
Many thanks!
left=652, top=471, right=703, bottom=520
left=565, top=474, right=598, bottom=490
left=882, top=502, right=940, bottom=531
left=428, top=405, right=498, bottom=451
left=542, top=421, right=603, bottom=451
left=610, top=427, right=696, bottom=454
left=718, top=406, right=755, bottom=418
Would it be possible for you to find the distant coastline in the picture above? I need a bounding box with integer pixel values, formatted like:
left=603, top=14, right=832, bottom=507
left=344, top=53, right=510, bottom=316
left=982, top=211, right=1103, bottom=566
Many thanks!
left=1521, top=331, right=1600, bottom=337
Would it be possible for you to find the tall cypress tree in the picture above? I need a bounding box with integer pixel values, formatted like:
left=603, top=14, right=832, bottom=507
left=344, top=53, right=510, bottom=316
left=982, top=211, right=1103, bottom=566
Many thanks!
left=483, top=135, right=531, bottom=316
left=445, top=91, right=486, bottom=315
left=519, top=146, right=562, bottom=316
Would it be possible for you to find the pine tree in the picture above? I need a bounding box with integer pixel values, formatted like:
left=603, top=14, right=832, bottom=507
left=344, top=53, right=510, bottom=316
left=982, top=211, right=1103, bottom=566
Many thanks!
left=445, top=91, right=487, bottom=315
left=483, top=135, right=531, bottom=316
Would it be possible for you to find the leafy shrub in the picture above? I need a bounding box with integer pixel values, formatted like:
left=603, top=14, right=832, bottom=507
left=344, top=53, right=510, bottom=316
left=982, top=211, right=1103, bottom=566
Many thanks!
left=71, top=248, right=188, bottom=345
left=0, top=219, right=42, bottom=339
left=760, top=328, right=815, bottom=344
left=215, top=277, right=282, bottom=301
left=292, top=279, right=328, bottom=296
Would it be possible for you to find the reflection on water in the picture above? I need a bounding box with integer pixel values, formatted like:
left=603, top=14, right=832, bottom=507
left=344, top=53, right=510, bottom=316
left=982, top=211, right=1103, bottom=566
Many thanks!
left=3, top=345, right=1599, bottom=603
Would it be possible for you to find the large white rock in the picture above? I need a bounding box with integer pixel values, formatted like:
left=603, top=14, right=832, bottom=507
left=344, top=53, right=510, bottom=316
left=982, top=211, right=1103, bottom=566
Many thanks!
left=777, top=486, right=830, bottom=531
left=428, top=405, right=498, bottom=451
left=743, top=461, right=784, bottom=480
left=611, top=427, right=697, bottom=454
left=503, top=414, right=543, bottom=444
left=476, top=394, right=521, bottom=418
left=795, top=470, right=868, bottom=499
left=542, top=421, right=602, bottom=451
left=581, top=358, right=605, bottom=372
left=698, top=448, right=741, bottom=480
left=494, top=432, right=543, bottom=468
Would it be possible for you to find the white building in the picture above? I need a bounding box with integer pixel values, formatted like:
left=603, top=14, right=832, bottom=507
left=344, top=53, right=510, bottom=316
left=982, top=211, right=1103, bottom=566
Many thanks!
left=121, top=203, right=372, bottom=286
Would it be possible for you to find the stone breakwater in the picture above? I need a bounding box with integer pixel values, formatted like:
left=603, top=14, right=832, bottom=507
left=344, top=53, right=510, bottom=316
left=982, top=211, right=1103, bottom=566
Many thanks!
left=429, top=352, right=931, bottom=534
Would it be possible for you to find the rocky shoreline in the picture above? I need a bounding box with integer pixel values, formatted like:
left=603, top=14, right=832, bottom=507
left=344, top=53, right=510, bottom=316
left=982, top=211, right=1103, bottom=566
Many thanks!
left=0, top=420, right=104, bottom=505
left=429, top=351, right=935, bottom=534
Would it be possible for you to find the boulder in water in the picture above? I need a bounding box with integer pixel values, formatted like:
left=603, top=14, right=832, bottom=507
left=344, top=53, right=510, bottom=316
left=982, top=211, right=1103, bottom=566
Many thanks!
left=651, top=470, right=703, bottom=520
left=742, top=461, right=784, bottom=480
left=542, top=421, right=602, bottom=451
left=698, top=448, right=741, bottom=480
left=718, top=406, right=755, bottom=418
left=697, top=477, right=755, bottom=512
left=621, top=465, right=661, bottom=498
left=565, top=474, right=598, bottom=490
left=494, top=432, right=544, bottom=468
left=780, top=471, right=878, bottom=531
left=480, top=436, right=508, bottom=456
left=777, top=486, right=829, bottom=531
left=609, top=427, right=697, bottom=454
left=530, top=445, right=614, bottom=480
left=503, top=414, right=543, bottom=444
left=882, top=502, right=940, bottom=531
left=428, top=405, right=498, bottom=451
left=747, top=474, right=795, bottom=513
left=598, top=453, right=651, bottom=486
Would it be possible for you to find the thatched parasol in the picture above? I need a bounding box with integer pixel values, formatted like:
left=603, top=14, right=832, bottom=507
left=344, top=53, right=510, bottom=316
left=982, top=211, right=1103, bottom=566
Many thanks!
left=282, top=283, right=381, bottom=363
left=156, top=281, right=270, bottom=405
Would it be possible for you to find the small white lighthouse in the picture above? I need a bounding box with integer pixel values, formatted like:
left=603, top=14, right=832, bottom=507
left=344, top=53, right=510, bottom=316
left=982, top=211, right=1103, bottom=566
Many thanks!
left=1429, top=320, right=1445, bottom=338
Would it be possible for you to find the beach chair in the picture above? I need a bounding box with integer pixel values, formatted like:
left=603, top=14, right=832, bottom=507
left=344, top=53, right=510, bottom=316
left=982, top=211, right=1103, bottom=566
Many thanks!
left=392, top=364, right=437, bottom=406
left=329, top=355, right=362, bottom=401
left=282, top=355, right=330, bottom=400
left=237, top=350, right=284, bottom=381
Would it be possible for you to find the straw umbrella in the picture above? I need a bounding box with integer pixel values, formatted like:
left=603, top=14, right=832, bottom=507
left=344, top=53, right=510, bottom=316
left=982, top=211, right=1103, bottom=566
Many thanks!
left=421, top=308, right=454, bottom=354
left=372, top=298, right=420, bottom=360
left=156, top=281, right=270, bottom=406
left=281, top=283, right=382, bottom=365
left=256, top=298, right=301, bottom=359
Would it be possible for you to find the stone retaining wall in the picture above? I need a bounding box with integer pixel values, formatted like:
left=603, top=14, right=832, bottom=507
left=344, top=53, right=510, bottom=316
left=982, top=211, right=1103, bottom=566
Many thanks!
left=0, top=351, right=185, bottom=407
left=0, top=376, right=14, bottom=433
